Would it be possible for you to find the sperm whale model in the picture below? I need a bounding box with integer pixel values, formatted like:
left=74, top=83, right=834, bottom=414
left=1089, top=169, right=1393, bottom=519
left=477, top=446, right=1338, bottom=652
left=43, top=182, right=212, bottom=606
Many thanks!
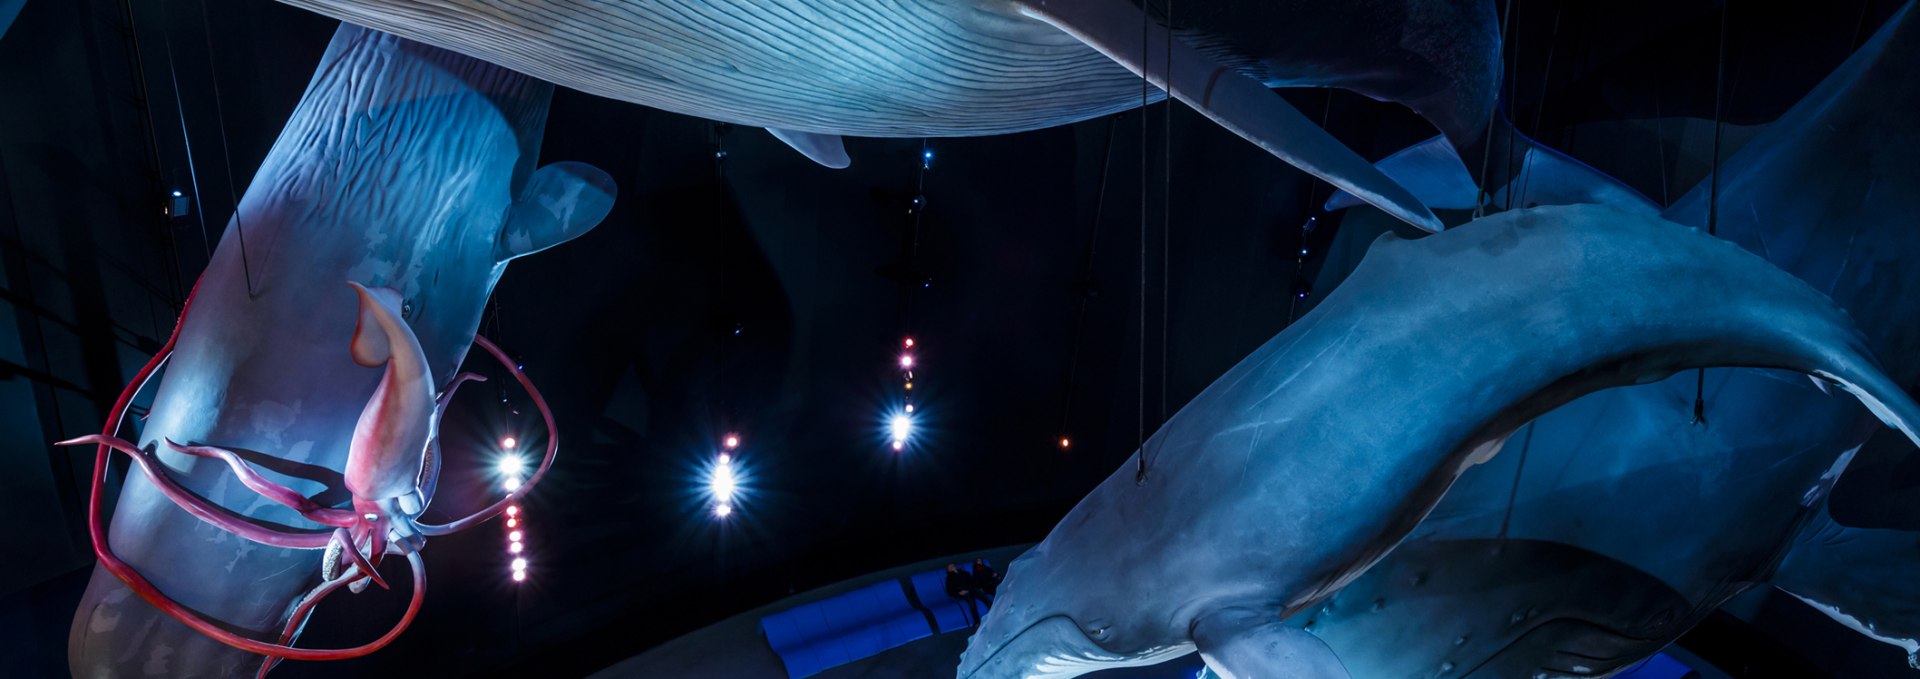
left=264, top=0, right=1538, bottom=231
left=955, top=202, right=1920, bottom=679
left=61, top=25, right=614, bottom=678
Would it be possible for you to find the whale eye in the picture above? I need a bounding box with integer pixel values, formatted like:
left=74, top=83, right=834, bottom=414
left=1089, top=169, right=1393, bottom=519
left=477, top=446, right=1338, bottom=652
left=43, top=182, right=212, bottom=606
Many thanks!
left=1090, top=626, right=1107, bottom=638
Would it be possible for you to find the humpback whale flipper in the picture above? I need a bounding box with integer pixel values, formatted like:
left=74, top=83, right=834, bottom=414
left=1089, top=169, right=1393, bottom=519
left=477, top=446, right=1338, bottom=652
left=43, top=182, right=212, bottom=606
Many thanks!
left=1013, top=0, right=1441, bottom=233
left=1195, top=608, right=1351, bottom=679
left=767, top=128, right=852, bottom=169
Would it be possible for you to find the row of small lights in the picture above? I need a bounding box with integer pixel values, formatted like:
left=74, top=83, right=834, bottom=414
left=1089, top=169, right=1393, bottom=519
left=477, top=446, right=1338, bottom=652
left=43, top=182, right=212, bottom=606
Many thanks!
left=892, top=337, right=917, bottom=452
left=711, top=434, right=740, bottom=518
left=498, top=436, right=529, bottom=582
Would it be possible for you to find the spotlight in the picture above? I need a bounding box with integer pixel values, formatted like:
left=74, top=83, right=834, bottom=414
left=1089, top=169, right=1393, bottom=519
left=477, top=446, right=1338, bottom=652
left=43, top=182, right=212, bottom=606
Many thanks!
left=709, top=456, right=738, bottom=504
left=899, top=354, right=914, bottom=368
left=509, top=531, right=523, bottom=542
left=502, top=436, right=518, bottom=449
left=724, top=434, right=740, bottom=449
left=718, top=452, right=732, bottom=465
left=889, top=413, right=913, bottom=444
left=507, top=505, right=519, bottom=517
left=507, top=518, right=518, bottom=528
left=891, top=440, right=904, bottom=452
left=511, top=558, right=527, bottom=571
left=904, top=337, right=915, bottom=348
left=905, top=403, right=915, bottom=413
left=509, top=542, right=523, bottom=554
left=503, top=477, right=523, bottom=492
left=512, top=570, right=527, bottom=582
left=497, top=454, right=525, bottom=477
left=714, top=503, right=733, bottom=518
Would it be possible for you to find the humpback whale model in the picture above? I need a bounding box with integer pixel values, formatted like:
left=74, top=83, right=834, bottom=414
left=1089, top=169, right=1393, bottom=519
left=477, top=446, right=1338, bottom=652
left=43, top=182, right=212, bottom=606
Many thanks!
left=262, top=0, right=1550, bottom=232
left=956, top=202, right=1920, bottom=679
left=1285, top=4, right=1920, bottom=673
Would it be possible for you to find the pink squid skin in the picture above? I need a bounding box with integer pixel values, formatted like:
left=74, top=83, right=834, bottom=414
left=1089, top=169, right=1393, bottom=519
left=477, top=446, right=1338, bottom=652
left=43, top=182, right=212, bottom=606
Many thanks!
left=342, top=281, right=439, bottom=570
left=55, top=280, right=563, bottom=669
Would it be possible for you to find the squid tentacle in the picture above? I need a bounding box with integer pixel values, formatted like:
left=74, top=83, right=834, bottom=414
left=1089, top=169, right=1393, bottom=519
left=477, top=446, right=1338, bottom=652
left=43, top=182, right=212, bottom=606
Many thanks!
left=255, top=568, right=357, bottom=679
left=58, top=434, right=332, bottom=550
left=163, top=439, right=358, bottom=528
left=82, top=283, right=429, bottom=661
left=415, top=334, right=557, bottom=536
left=329, top=527, right=388, bottom=590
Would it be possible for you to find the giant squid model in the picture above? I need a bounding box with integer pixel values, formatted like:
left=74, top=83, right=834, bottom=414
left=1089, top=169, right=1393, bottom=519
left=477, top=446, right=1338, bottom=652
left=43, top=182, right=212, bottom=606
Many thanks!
left=956, top=202, right=1920, bottom=678
left=62, top=24, right=615, bottom=678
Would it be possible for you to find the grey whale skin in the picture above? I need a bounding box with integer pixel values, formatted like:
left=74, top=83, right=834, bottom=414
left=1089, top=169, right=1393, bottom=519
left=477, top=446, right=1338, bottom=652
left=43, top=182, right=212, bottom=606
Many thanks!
left=265, top=0, right=1523, bottom=232
left=956, top=203, right=1920, bottom=679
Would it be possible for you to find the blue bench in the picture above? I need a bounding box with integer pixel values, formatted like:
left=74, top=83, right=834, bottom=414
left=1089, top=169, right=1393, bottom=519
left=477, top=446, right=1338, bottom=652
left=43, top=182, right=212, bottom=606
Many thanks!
left=759, top=580, right=932, bottom=678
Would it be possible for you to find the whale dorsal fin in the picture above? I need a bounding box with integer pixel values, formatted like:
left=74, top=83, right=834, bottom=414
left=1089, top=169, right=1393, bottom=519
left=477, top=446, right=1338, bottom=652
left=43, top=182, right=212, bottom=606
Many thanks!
left=767, top=128, right=851, bottom=169
left=1013, top=0, right=1441, bottom=233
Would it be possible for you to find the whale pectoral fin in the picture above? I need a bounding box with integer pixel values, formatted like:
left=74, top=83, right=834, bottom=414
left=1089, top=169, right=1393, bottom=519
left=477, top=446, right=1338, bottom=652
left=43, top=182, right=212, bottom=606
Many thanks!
left=1325, top=135, right=1481, bottom=213
left=1194, top=608, right=1351, bottom=679
left=495, top=161, right=617, bottom=262
left=1013, top=0, right=1441, bottom=233
left=767, top=128, right=851, bottom=169
left=1325, top=131, right=1658, bottom=216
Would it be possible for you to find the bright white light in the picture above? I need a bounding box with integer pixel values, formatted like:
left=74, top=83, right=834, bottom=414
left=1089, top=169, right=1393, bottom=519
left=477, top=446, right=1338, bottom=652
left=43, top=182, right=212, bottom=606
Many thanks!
left=502, top=436, right=518, bottom=449
left=717, top=452, right=732, bottom=465
left=503, top=477, right=522, bottom=492
left=709, top=458, right=738, bottom=503
left=511, top=558, right=527, bottom=571
left=512, top=570, right=527, bottom=582
left=509, top=530, right=522, bottom=542
left=714, top=503, right=733, bottom=518
left=890, top=413, right=913, bottom=443
left=507, top=505, right=519, bottom=517
left=1060, top=437, right=1071, bottom=449
left=497, top=455, right=525, bottom=477
left=899, top=354, right=914, bottom=368
left=891, top=440, right=904, bottom=451
left=724, top=434, right=740, bottom=449
left=509, top=542, right=523, bottom=554
left=507, top=518, right=518, bottom=528
left=904, top=403, right=915, bottom=413
left=904, top=337, right=915, bottom=348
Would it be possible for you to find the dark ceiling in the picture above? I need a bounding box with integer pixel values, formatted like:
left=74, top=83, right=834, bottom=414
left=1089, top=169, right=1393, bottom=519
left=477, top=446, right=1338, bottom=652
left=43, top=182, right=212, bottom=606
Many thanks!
left=0, top=0, right=1905, bottom=677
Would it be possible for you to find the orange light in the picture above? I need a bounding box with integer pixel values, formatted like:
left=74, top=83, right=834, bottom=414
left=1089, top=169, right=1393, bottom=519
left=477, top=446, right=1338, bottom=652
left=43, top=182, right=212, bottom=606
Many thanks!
left=1059, top=437, right=1071, bottom=449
